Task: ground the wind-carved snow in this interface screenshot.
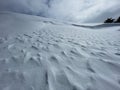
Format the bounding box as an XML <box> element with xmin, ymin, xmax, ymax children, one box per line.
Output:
<box><xmin>0</xmin><ymin>12</ymin><xmax>120</xmax><ymax>90</ymax></box>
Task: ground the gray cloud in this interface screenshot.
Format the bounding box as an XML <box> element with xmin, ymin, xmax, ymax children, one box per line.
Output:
<box><xmin>0</xmin><ymin>0</ymin><xmax>119</xmax><ymax>22</ymax></box>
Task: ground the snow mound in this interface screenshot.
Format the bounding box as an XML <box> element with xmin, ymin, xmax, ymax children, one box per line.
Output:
<box><xmin>0</xmin><ymin>12</ymin><xmax>120</xmax><ymax>90</ymax></box>
<box><xmin>71</xmin><ymin>23</ymin><xmax>120</xmax><ymax>29</ymax></box>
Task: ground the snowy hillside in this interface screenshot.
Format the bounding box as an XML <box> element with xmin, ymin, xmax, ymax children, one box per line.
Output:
<box><xmin>0</xmin><ymin>12</ymin><xmax>120</xmax><ymax>90</ymax></box>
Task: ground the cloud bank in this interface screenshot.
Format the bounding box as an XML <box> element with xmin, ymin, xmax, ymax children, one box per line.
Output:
<box><xmin>0</xmin><ymin>0</ymin><xmax>120</xmax><ymax>22</ymax></box>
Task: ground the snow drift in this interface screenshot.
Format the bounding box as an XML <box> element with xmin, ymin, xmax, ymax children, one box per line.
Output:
<box><xmin>0</xmin><ymin>11</ymin><xmax>120</xmax><ymax>90</ymax></box>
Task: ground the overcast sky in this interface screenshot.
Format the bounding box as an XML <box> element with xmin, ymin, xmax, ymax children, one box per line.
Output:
<box><xmin>0</xmin><ymin>0</ymin><xmax>120</xmax><ymax>23</ymax></box>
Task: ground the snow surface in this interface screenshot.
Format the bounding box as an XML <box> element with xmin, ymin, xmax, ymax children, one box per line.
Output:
<box><xmin>0</xmin><ymin>11</ymin><xmax>120</xmax><ymax>90</ymax></box>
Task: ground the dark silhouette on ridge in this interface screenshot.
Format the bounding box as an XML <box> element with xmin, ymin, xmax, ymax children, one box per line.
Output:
<box><xmin>114</xmin><ymin>17</ymin><xmax>120</xmax><ymax>23</ymax></box>
<box><xmin>104</xmin><ymin>16</ymin><xmax>120</xmax><ymax>23</ymax></box>
<box><xmin>104</xmin><ymin>18</ymin><xmax>114</xmax><ymax>23</ymax></box>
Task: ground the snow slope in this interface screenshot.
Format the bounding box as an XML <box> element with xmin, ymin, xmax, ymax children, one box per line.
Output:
<box><xmin>0</xmin><ymin>12</ymin><xmax>120</xmax><ymax>90</ymax></box>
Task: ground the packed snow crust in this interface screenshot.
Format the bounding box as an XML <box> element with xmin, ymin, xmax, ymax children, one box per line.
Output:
<box><xmin>0</xmin><ymin>12</ymin><xmax>120</xmax><ymax>90</ymax></box>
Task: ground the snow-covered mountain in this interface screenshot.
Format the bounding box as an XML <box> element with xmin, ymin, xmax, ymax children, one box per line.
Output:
<box><xmin>0</xmin><ymin>11</ymin><xmax>120</xmax><ymax>90</ymax></box>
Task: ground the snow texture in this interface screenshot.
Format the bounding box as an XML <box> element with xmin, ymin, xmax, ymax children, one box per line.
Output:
<box><xmin>0</xmin><ymin>11</ymin><xmax>120</xmax><ymax>90</ymax></box>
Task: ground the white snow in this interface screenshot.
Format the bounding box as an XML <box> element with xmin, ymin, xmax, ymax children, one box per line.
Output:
<box><xmin>0</xmin><ymin>11</ymin><xmax>120</xmax><ymax>90</ymax></box>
